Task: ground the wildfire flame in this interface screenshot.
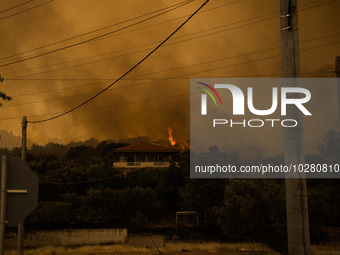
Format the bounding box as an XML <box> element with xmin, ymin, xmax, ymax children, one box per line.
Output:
<box><xmin>179</xmin><ymin>140</ymin><xmax>190</xmax><ymax>151</ymax></box>
<box><xmin>168</xmin><ymin>127</ymin><xmax>176</xmax><ymax>146</ymax></box>
<box><xmin>168</xmin><ymin>127</ymin><xmax>190</xmax><ymax>150</ymax></box>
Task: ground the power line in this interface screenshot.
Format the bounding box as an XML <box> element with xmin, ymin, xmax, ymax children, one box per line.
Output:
<box><xmin>0</xmin><ymin>46</ymin><xmax>288</xmax><ymax>102</ymax></box>
<box><xmin>6</xmin><ymin>10</ymin><xmax>278</xmax><ymax>78</ymax></box>
<box><xmin>7</xmin><ymin>32</ymin><xmax>337</xmax><ymax>83</ymax></box>
<box><xmin>0</xmin><ymin>15</ymin><xmax>294</xmax><ymax>78</ymax></box>
<box><xmin>0</xmin><ymin>0</ymin><xmax>329</xmax><ymax>67</ymax></box>
<box><xmin>129</xmin><ymin>35</ymin><xmax>340</xmax><ymax>79</ymax></box>
<box><xmin>301</xmin><ymin>68</ymin><xmax>335</xmax><ymax>75</ymax></box>
<box><xmin>0</xmin><ymin>9</ymin><xmax>336</xmax><ymax>124</ymax></box>
<box><xmin>5</xmin><ymin>1</ymin><xmax>277</xmax><ymax>77</ymax></box>
<box><xmin>3</xmin><ymin>1</ymin><xmax>240</xmax><ymax>76</ymax></box>
<box><xmin>1</xmin><ymin>2</ymin><xmax>245</xmax><ymax>81</ymax></box>
<box><xmin>0</xmin><ymin>0</ymin><xmax>195</xmax><ymax>68</ymax></box>
<box><xmin>85</xmin><ymin>0</ymin><xmax>334</xmax><ymax>46</ymax></box>
<box><xmin>6</xmin><ymin>43</ymin><xmax>283</xmax><ymax>99</ymax></box>
<box><xmin>298</xmin><ymin>0</ymin><xmax>337</xmax><ymax>11</ymax></box>
<box><xmin>1</xmin><ymin>40</ymin><xmax>336</xmax><ymax>117</ymax></box>
<box><xmin>3</xmin><ymin>38</ymin><xmax>338</xmax><ymax>106</ymax></box>
<box><xmin>0</xmin><ymin>1</ymin><xmax>336</xmax><ymax>110</ymax></box>
<box><xmin>27</xmin><ymin>0</ymin><xmax>211</xmax><ymax>124</ymax></box>
<box><xmin>0</xmin><ymin>67</ymin><xmax>337</xmax><ymax>122</ymax></box>
<box><xmin>0</xmin><ymin>0</ymin><xmax>240</xmax><ymax>67</ymax></box>
<box><xmin>0</xmin><ymin>63</ymin><xmax>336</xmax><ymax>122</ymax></box>
<box><xmin>0</xmin><ymin>0</ymin><xmax>56</xmax><ymax>22</ymax></box>
<box><xmin>0</xmin><ymin>0</ymin><xmax>194</xmax><ymax>63</ymax></box>
<box><xmin>65</xmin><ymin>0</ymin><xmax>242</xmax><ymax>54</ymax></box>
<box><xmin>6</xmin><ymin>0</ymin><xmax>338</xmax><ymax>79</ymax></box>
<box><xmin>0</xmin><ymin>0</ymin><xmax>35</xmax><ymax>15</ymax></box>
<box><xmin>0</xmin><ymin>92</ymin><xmax>191</xmax><ymax>121</ymax></box>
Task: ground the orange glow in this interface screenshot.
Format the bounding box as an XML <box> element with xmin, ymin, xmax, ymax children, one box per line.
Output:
<box><xmin>179</xmin><ymin>140</ymin><xmax>190</xmax><ymax>150</ymax></box>
<box><xmin>168</xmin><ymin>127</ymin><xmax>176</xmax><ymax>146</ymax></box>
<box><xmin>168</xmin><ymin>127</ymin><xmax>190</xmax><ymax>150</ymax></box>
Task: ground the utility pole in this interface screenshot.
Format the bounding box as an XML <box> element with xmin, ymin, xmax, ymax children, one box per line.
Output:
<box><xmin>17</xmin><ymin>116</ymin><xmax>27</xmax><ymax>255</ymax></box>
<box><xmin>0</xmin><ymin>156</ymin><xmax>7</xmax><ymax>255</ymax></box>
<box><xmin>336</xmin><ymin>57</ymin><xmax>340</xmax><ymax>121</ymax></box>
<box><xmin>280</xmin><ymin>0</ymin><xmax>311</xmax><ymax>255</ymax></box>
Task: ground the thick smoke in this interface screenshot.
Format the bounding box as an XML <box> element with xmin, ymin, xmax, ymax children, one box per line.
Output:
<box><xmin>0</xmin><ymin>0</ymin><xmax>338</xmax><ymax>154</ymax></box>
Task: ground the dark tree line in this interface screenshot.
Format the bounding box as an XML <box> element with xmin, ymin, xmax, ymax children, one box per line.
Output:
<box><xmin>2</xmin><ymin>131</ymin><xmax>339</xmax><ymax>250</ymax></box>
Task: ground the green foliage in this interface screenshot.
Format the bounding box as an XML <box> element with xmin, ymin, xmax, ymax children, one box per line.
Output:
<box><xmin>26</xmin><ymin>201</ymin><xmax>73</xmax><ymax>228</ymax></box>
<box><xmin>307</xmin><ymin>179</ymin><xmax>340</xmax><ymax>243</ymax></box>
<box><xmin>14</xmin><ymin>131</ymin><xmax>340</xmax><ymax>248</ymax></box>
<box><xmin>179</xmin><ymin>179</ymin><xmax>226</xmax><ymax>212</ymax></box>
<box><xmin>65</xmin><ymin>145</ymin><xmax>95</xmax><ymax>165</ymax></box>
<box><xmin>211</xmin><ymin>179</ymin><xmax>287</xmax><ymax>250</ymax></box>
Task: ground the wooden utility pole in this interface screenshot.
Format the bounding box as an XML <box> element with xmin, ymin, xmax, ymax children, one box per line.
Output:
<box><xmin>17</xmin><ymin>116</ymin><xmax>27</xmax><ymax>255</ymax></box>
<box><xmin>336</xmin><ymin>57</ymin><xmax>340</xmax><ymax>121</ymax></box>
<box><xmin>280</xmin><ymin>0</ymin><xmax>311</xmax><ymax>255</ymax></box>
<box><xmin>336</xmin><ymin>56</ymin><xmax>340</xmax><ymax>75</ymax></box>
<box><xmin>0</xmin><ymin>156</ymin><xmax>7</xmax><ymax>255</ymax></box>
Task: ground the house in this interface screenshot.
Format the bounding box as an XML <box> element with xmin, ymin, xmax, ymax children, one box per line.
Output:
<box><xmin>113</xmin><ymin>142</ymin><xmax>180</xmax><ymax>168</ymax></box>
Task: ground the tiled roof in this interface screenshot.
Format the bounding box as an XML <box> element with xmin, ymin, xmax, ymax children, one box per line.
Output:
<box><xmin>114</xmin><ymin>142</ymin><xmax>180</xmax><ymax>152</ymax></box>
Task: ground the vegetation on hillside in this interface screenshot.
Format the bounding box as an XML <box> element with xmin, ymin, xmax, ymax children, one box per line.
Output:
<box><xmin>1</xmin><ymin>130</ymin><xmax>340</xmax><ymax>251</ymax></box>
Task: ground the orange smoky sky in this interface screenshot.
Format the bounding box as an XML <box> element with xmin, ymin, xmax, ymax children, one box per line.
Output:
<box><xmin>0</xmin><ymin>0</ymin><xmax>339</xmax><ymax>150</ymax></box>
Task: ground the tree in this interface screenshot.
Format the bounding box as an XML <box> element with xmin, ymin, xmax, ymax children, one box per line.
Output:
<box><xmin>318</xmin><ymin>130</ymin><xmax>340</xmax><ymax>163</ymax></box>
<box><xmin>0</xmin><ymin>75</ymin><xmax>12</xmax><ymax>107</ymax></box>
<box><xmin>65</xmin><ymin>145</ymin><xmax>95</xmax><ymax>164</ymax></box>
<box><xmin>211</xmin><ymin>179</ymin><xmax>287</xmax><ymax>250</ymax></box>
<box><xmin>179</xmin><ymin>179</ymin><xmax>226</xmax><ymax>213</ymax></box>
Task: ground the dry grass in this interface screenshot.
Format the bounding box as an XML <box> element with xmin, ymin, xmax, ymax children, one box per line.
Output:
<box><xmin>311</xmin><ymin>244</ymin><xmax>340</xmax><ymax>250</ymax></box>
<box><xmin>4</xmin><ymin>242</ymin><xmax>281</xmax><ymax>255</ymax></box>
<box><xmin>5</xmin><ymin>242</ymin><xmax>340</xmax><ymax>255</ymax></box>
<box><xmin>5</xmin><ymin>244</ymin><xmax>154</xmax><ymax>255</ymax></box>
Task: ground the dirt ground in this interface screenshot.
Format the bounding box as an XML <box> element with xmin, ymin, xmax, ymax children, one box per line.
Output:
<box><xmin>4</xmin><ymin>242</ymin><xmax>340</xmax><ymax>255</ymax></box>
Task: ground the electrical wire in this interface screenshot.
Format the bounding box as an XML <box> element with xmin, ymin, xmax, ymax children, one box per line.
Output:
<box><xmin>0</xmin><ymin>15</ymin><xmax>289</xmax><ymax>78</ymax></box>
<box><xmin>0</xmin><ymin>64</ymin><xmax>331</xmax><ymax>123</ymax></box>
<box><xmin>0</xmin><ymin>66</ymin><xmax>336</xmax><ymax>122</ymax></box>
<box><xmin>0</xmin><ymin>0</ymin><xmax>330</xmax><ymax>66</ymax></box>
<box><xmin>0</xmin><ymin>0</ymin><xmax>194</xmax><ymax>63</ymax></box>
<box><xmin>5</xmin><ymin>10</ymin><xmax>278</xmax><ymax>78</ymax></box>
<box><xmin>3</xmin><ymin>45</ymin><xmax>282</xmax><ymax>107</ymax></box>
<box><xmin>1</xmin><ymin>0</ymin><xmax>334</xmax><ymax>115</ymax></box>
<box><xmin>2</xmin><ymin>39</ymin><xmax>338</xmax><ymax>109</ymax></box>
<box><xmin>130</xmin><ymin>35</ymin><xmax>340</xmax><ymax>79</ymax></box>
<box><xmin>0</xmin><ymin>0</ymin><xmax>240</xmax><ymax>67</ymax></box>
<box><xmin>2</xmin><ymin>0</ymin><xmax>243</xmax><ymax>77</ymax></box>
<box><xmin>0</xmin><ymin>0</ymin><xmax>195</xmax><ymax>68</ymax></box>
<box><xmin>0</xmin><ymin>46</ymin><xmax>284</xmax><ymax>108</ymax></box>
<box><xmin>5</xmin><ymin>0</ymin><xmax>338</xmax><ymax>79</ymax></box>
<box><xmin>301</xmin><ymin>68</ymin><xmax>335</xmax><ymax>75</ymax></box>
<box><xmin>26</xmin><ymin>0</ymin><xmax>210</xmax><ymax>124</ymax></box>
<box><xmin>0</xmin><ymin>60</ymin><xmax>334</xmax><ymax>121</ymax></box>
<box><xmin>0</xmin><ymin>0</ymin><xmax>56</xmax><ymax>22</ymax></box>
<box><xmin>0</xmin><ymin>0</ymin><xmax>35</xmax><ymax>15</ymax></box>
